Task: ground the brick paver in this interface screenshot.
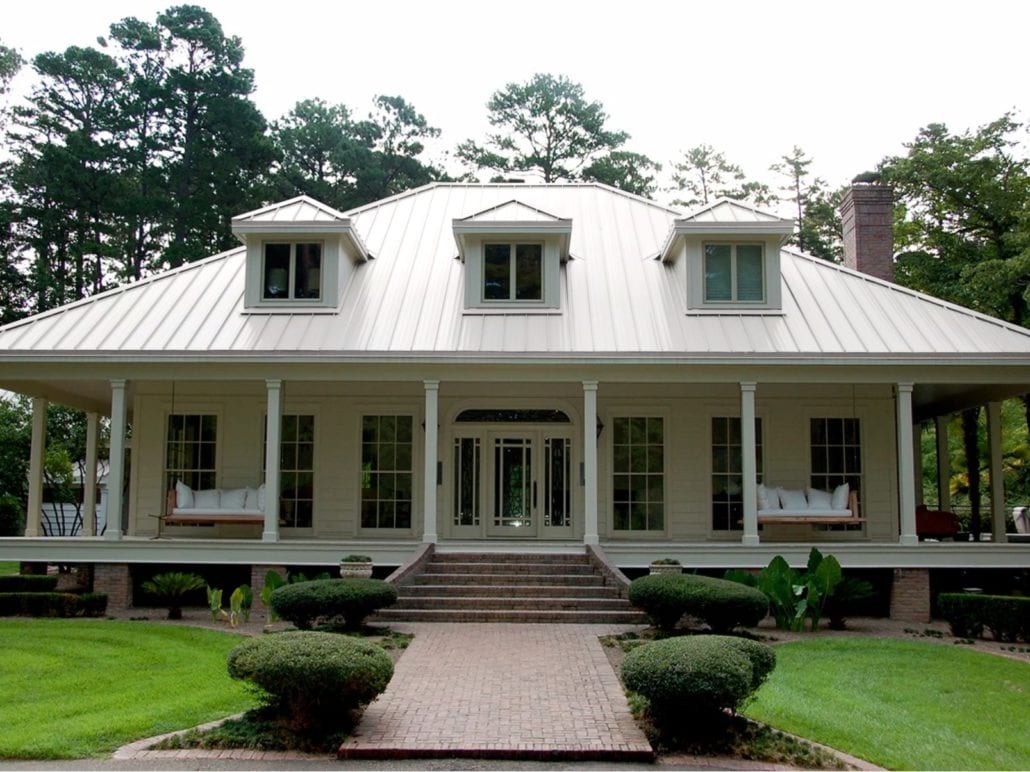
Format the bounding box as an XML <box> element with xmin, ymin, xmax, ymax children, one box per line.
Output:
<box><xmin>339</xmin><ymin>623</ymin><xmax>653</xmax><ymax>761</ymax></box>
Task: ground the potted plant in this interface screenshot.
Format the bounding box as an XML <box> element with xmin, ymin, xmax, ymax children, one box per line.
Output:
<box><xmin>649</xmin><ymin>558</ymin><xmax>682</xmax><ymax>576</ymax></box>
<box><xmin>141</xmin><ymin>572</ymin><xmax>206</xmax><ymax>620</ymax></box>
<box><xmin>339</xmin><ymin>555</ymin><xmax>373</xmax><ymax>579</ymax></box>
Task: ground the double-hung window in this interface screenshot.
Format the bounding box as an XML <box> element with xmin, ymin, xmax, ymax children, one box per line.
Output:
<box><xmin>165</xmin><ymin>414</ymin><xmax>217</xmax><ymax>492</ymax></box>
<box><xmin>262</xmin><ymin>242</ymin><xmax>322</xmax><ymax>301</ymax></box>
<box><xmin>704</xmin><ymin>243</ymin><xmax>764</xmax><ymax>303</ymax></box>
<box><xmin>612</xmin><ymin>416</ymin><xmax>665</xmax><ymax>532</ymax></box>
<box><xmin>483</xmin><ymin>243</ymin><xmax>543</xmax><ymax>302</ymax></box>
<box><xmin>810</xmin><ymin>418</ymin><xmax>861</xmax><ymax>494</ymax></box>
<box><xmin>711</xmin><ymin>416</ymin><xmax>763</xmax><ymax>531</ymax></box>
<box><xmin>361</xmin><ymin>415</ymin><xmax>414</xmax><ymax>529</ymax></box>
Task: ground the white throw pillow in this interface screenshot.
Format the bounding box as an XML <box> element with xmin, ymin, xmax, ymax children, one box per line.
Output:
<box><xmin>778</xmin><ymin>488</ymin><xmax>808</xmax><ymax>510</ymax></box>
<box><xmin>175</xmin><ymin>480</ymin><xmax>194</xmax><ymax>509</ymax></box>
<box><xmin>807</xmin><ymin>487</ymin><xmax>833</xmax><ymax>509</ymax></box>
<box><xmin>831</xmin><ymin>482</ymin><xmax>850</xmax><ymax>510</ymax></box>
<box><xmin>221</xmin><ymin>488</ymin><xmax>247</xmax><ymax>510</ymax></box>
<box><xmin>257</xmin><ymin>484</ymin><xmax>266</xmax><ymax>511</ymax></box>
<box><xmin>244</xmin><ymin>487</ymin><xmax>260</xmax><ymax>511</ymax></box>
<box><xmin>757</xmin><ymin>483</ymin><xmax>779</xmax><ymax>511</ymax></box>
<box><xmin>194</xmin><ymin>489</ymin><xmax>220</xmax><ymax>509</ymax></box>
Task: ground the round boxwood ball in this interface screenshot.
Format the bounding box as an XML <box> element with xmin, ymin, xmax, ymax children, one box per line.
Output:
<box><xmin>621</xmin><ymin>634</ymin><xmax>776</xmax><ymax>716</ymax></box>
<box><xmin>227</xmin><ymin>631</ymin><xmax>393</xmax><ymax>730</ymax></box>
<box><xmin>269</xmin><ymin>578</ymin><xmax>397</xmax><ymax>630</ymax></box>
<box><xmin>628</xmin><ymin>573</ymin><xmax>768</xmax><ymax>633</ymax></box>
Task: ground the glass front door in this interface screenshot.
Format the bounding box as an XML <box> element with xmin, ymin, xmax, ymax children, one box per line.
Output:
<box><xmin>489</xmin><ymin>434</ymin><xmax>534</xmax><ymax>535</ymax></box>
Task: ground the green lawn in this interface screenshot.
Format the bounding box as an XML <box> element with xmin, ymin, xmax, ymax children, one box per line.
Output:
<box><xmin>0</xmin><ymin>561</ymin><xmax>19</xmax><ymax>576</ymax></box>
<box><xmin>0</xmin><ymin>619</ymin><xmax>253</xmax><ymax>759</ymax></box>
<box><xmin>745</xmin><ymin>638</ymin><xmax>1030</xmax><ymax>770</ymax></box>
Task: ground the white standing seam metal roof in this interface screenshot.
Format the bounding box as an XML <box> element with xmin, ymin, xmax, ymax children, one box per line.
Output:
<box><xmin>1</xmin><ymin>182</ymin><xmax>1030</xmax><ymax>361</ymax></box>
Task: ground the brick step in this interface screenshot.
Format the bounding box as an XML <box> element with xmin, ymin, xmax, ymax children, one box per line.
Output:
<box><xmin>376</xmin><ymin>608</ymin><xmax>648</xmax><ymax>624</ymax></box>
<box><xmin>413</xmin><ymin>572</ymin><xmax>607</xmax><ymax>587</ymax></box>
<box><xmin>423</xmin><ymin>561</ymin><xmax>596</xmax><ymax>575</ymax></box>
<box><xmin>400</xmin><ymin>583</ymin><xmax>622</xmax><ymax>598</ymax></box>
<box><xmin>394</xmin><ymin>596</ymin><xmax>633</xmax><ymax>611</ymax></box>
<box><xmin>431</xmin><ymin>552</ymin><xmax>588</xmax><ymax>564</ymax></box>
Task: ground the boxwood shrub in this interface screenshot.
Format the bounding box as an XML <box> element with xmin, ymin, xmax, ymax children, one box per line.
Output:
<box><xmin>0</xmin><ymin>575</ymin><xmax>58</xmax><ymax>592</ymax></box>
<box><xmin>227</xmin><ymin>631</ymin><xmax>393</xmax><ymax>731</ymax></box>
<box><xmin>0</xmin><ymin>591</ymin><xmax>107</xmax><ymax>617</ymax></box>
<box><xmin>621</xmin><ymin>634</ymin><xmax>776</xmax><ymax>718</ymax></box>
<box><xmin>938</xmin><ymin>593</ymin><xmax>1030</xmax><ymax>642</ymax></box>
<box><xmin>269</xmin><ymin>578</ymin><xmax>397</xmax><ymax>630</ymax></box>
<box><xmin>628</xmin><ymin>573</ymin><xmax>768</xmax><ymax>632</ymax></box>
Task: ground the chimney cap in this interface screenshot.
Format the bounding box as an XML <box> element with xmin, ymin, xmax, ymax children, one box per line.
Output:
<box><xmin>851</xmin><ymin>171</ymin><xmax>882</xmax><ymax>184</ymax></box>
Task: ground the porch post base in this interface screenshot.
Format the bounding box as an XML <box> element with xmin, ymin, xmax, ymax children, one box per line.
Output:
<box><xmin>422</xmin><ymin>533</ymin><xmax>438</xmax><ymax>545</ymax></box>
<box><xmin>262</xmin><ymin>531</ymin><xmax>279</xmax><ymax>543</ymax></box>
<box><xmin>741</xmin><ymin>534</ymin><xmax>760</xmax><ymax>546</ymax></box>
<box><xmin>104</xmin><ymin>529</ymin><xmax>122</xmax><ymax>541</ymax></box>
<box><xmin>583</xmin><ymin>533</ymin><xmax>599</xmax><ymax>546</ymax></box>
<box><xmin>898</xmin><ymin>534</ymin><xmax>919</xmax><ymax>546</ymax></box>
<box><xmin>94</xmin><ymin>563</ymin><xmax>132</xmax><ymax>610</ymax></box>
<box><xmin>890</xmin><ymin>568</ymin><xmax>931</xmax><ymax>622</ymax></box>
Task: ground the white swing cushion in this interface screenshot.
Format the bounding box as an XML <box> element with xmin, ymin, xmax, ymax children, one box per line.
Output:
<box><xmin>778</xmin><ymin>488</ymin><xmax>808</xmax><ymax>510</ymax></box>
<box><xmin>175</xmin><ymin>480</ymin><xmax>194</xmax><ymax>509</ymax></box>
<box><xmin>831</xmin><ymin>482</ymin><xmax>850</xmax><ymax>510</ymax></box>
<box><xmin>757</xmin><ymin>483</ymin><xmax>779</xmax><ymax>511</ymax></box>
<box><xmin>807</xmin><ymin>487</ymin><xmax>833</xmax><ymax>509</ymax></box>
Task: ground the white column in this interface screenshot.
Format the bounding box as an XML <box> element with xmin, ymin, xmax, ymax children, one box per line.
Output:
<box><xmin>987</xmin><ymin>401</ymin><xmax>1007</xmax><ymax>543</ymax></box>
<box><xmin>740</xmin><ymin>382</ymin><xmax>759</xmax><ymax>546</ymax></box>
<box><xmin>105</xmin><ymin>381</ymin><xmax>128</xmax><ymax>541</ymax></box>
<box><xmin>25</xmin><ymin>397</ymin><xmax>48</xmax><ymax>537</ymax></box>
<box><xmin>583</xmin><ymin>381</ymin><xmax>599</xmax><ymax>545</ymax></box>
<box><xmin>83</xmin><ymin>412</ymin><xmax>99</xmax><ymax>536</ymax></box>
<box><xmin>422</xmin><ymin>380</ymin><xmax>439</xmax><ymax>544</ymax></box>
<box><xmin>263</xmin><ymin>380</ymin><xmax>282</xmax><ymax>543</ymax></box>
<box><xmin>935</xmin><ymin>415</ymin><xmax>951</xmax><ymax>512</ymax></box>
<box><xmin>896</xmin><ymin>383</ymin><xmax>918</xmax><ymax>545</ymax></box>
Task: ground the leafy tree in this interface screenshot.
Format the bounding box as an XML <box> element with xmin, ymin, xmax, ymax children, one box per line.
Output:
<box><xmin>354</xmin><ymin>95</ymin><xmax>444</xmax><ymax>203</ymax></box>
<box><xmin>457</xmin><ymin>73</ymin><xmax>655</xmax><ymax>194</ymax></box>
<box><xmin>671</xmin><ymin>144</ymin><xmax>775</xmax><ymax>209</ymax></box>
<box><xmin>771</xmin><ymin>145</ymin><xmax>829</xmax><ymax>256</ymax></box>
<box><xmin>0</xmin><ymin>39</ymin><xmax>23</xmax><ymax>133</ymax></box>
<box><xmin>0</xmin><ymin>397</ymin><xmax>31</xmax><ymax>503</ymax></box>
<box><xmin>581</xmin><ymin>150</ymin><xmax>661</xmax><ymax>197</ymax></box>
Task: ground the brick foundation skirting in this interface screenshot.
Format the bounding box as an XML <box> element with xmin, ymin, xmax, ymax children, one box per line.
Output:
<box><xmin>94</xmin><ymin>563</ymin><xmax>133</xmax><ymax>609</ymax></box>
<box><xmin>890</xmin><ymin>567</ymin><xmax>931</xmax><ymax>622</ymax></box>
<box><xmin>250</xmin><ymin>564</ymin><xmax>288</xmax><ymax>608</ymax></box>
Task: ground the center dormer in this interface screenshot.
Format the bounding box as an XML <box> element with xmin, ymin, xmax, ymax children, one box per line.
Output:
<box><xmin>232</xmin><ymin>195</ymin><xmax>369</xmax><ymax>312</ymax></box>
<box><xmin>453</xmin><ymin>200</ymin><xmax>571</xmax><ymax>312</ymax></box>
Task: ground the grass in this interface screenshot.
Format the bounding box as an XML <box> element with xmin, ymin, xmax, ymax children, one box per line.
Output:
<box><xmin>745</xmin><ymin>638</ymin><xmax>1030</xmax><ymax>770</ymax></box>
<box><xmin>0</xmin><ymin>561</ymin><xmax>20</xmax><ymax>576</ymax></box>
<box><xmin>0</xmin><ymin>619</ymin><xmax>253</xmax><ymax>759</ymax></box>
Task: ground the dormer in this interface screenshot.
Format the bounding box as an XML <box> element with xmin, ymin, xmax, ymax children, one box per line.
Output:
<box><xmin>660</xmin><ymin>199</ymin><xmax>793</xmax><ymax>312</ymax></box>
<box><xmin>453</xmin><ymin>200</ymin><xmax>571</xmax><ymax>311</ymax></box>
<box><xmin>232</xmin><ymin>195</ymin><xmax>369</xmax><ymax>311</ymax></box>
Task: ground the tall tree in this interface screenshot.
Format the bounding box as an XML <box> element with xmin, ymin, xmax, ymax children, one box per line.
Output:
<box><xmin>771</xmin><ymin>145</ymin><xmax>825</xmax><ymax>255</ymax></box>
<box><xmin>457</xmin><ymin>73</ymin><xmax>656</xmax><ymax>194</ymax></box>
<box><xmin>354</xmin><ymin>95</ymin><xmax>443</xmax><ymax>203</ymax></box>
<box><xmin>581</xmin><ymin>150</ymin><xmax>661</xmax><ymax>197</ymax></box>
<box><xmin>671</xmin><ymin>144</ymin><xmax>775</xmax><ymax>209</ymax></box>
<box><xmin>0</xmin><ymin>41</ymin><xmax>27</xmax><ymax>322</ymax></box>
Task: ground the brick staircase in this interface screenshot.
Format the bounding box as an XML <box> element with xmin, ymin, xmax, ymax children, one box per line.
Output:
<box><xmin>378</xmin><ymin>551</ymin><xmax>645</xmax><ymax>624</ymax></box>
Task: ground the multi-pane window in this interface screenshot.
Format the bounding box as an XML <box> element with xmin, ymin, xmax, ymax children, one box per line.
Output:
<box><xmin>483</xmin><ymin>243</ymin><xmax>543</xmax><ymax>301</ymax></box>
<box><xmin>810</xmin><ymin>418</ymin><xmax>861</xmax><ymax>494</ymax></box>
<box><xmin>712</xmin><ymin>417</ymin><xmax>764</xmax><ymax>531</ymax></box>
<box><xmin>361</xmin><ymin>415</ymin><xmax>414</xmax><ymax>529</ymax></box>
<box><xmin>165</xmin><ymin>414</ymin><xmax>217</xmax><ymax>491</ymax></box>
<box><xmin>262</xmin><ymin>242</ymin><xmax>322</xmax><ymax>300</ymax></box>
<box><xmin>262</xmin><ymin>415</ymin><xmax>315</xmax><ymax>528</ymax></box>
<box><xmin>453</xmin><ymin>437</ymin><xmax>480</xmax><ymax>527</ymax></box>
<box><xmin>544</xmin><ymin>437</ymin><xmax>571</xmax><ymax>528</ymax></box>
<box><xmin>612</xmin><ymin>417</ymin><xmax>664</xmax><ymax>531</ymax></box>
<box><xmin>704</xmin><ymin>243</ymin><xmax>764</xmax><ymax>302</ymax></box>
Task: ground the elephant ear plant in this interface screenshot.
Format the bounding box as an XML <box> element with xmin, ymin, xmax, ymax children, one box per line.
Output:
<box><xmin>726</xmin><ymin>548</ymin><xmax>842</xmax><ymax>632</ymax></box>
<box><xmin>803</xmin><ymin>548</ymin><xmax>842</xmax><ymax>631</ymax></box>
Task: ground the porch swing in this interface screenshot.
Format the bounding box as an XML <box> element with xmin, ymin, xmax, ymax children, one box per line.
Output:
<box><xmin>157</xmin><ymin>381</ymin><xmax>266</xmax><ymax>530</ymax></box>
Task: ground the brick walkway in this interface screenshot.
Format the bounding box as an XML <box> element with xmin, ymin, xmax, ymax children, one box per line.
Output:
<box><xmin>339</xmin><ymin>623</ymin><xmax>653</xmax><ymax>761</ymax></box>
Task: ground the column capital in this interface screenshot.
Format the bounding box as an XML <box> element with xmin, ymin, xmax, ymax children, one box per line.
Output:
<box><xmin>423</xmin><ymin>379</ymin><xmax>440</xmax><ymax>390</ymax></box>
<box><xmin>110</xmin><ymin>379</ymin><xmax>127</xmax><ymax>390</ymax></box>
<box><xmin>582</xmin><ymin>380</ymin><xmax>599</xmax><ymax>392</ymax></box>
<box><xmin>265</xmin><ymin>379</ymin><xmax>282</xmax><ymax>390</ymax></box>
<box><xmin>896</xmin><ymin>382</ymin><xmax>914</xmax><ymax>394</ymax></box>
<box><xmin>739</xmin><ymin>381</ymin><xmax>757</xmax><ymax>393</ymax></box>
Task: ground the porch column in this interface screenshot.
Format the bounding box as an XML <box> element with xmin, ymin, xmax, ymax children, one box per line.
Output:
<box><xmin>422</xmin><ymin>380</ymin><xmax>439</xmax><ymax>544</ymax></box>
<box><xmin>740</xmin><ymin>382</ymin><xmax>759</xmax><ymax>546</ymax></box>
<box><xmin>263</xmin><ymin>380</ymin><xmax>282</xmax><ymax>543</ymax></box>
<box><xmin>987</xmin><ymin>401</ymin><xmax>1007</xmax><ymax>543</ymax></box>
<box><xmin>935</xmin><ymin>414</ymin><xmax>951</xmax><ymax>512</ymax></box>
<box><xmin>83</xmin><ymin>412</ymin><xmax>99</xmax><ymax>536</ymax></box>
<box><xmin>896</xmin><ymin>383</ymin><xmax>918</xmax><ymax>545</ymax></box>
<box><xmin>583</xmin><ymin>381</ymin><xmax>599</xmax><ymax>545</ymax></box>
<box><xmin>24</xmin><ymin>397</ymin><xmax>48</xmax><ymax>537</ymax></box>
<box><xmin>105</xmin><ymin>380</ymin><xmax>128</xmax><ymax>541</ymax></box>
<box><xmin>913</xmin><ymin>422</ymin><xmax>924</xmax><ymax>506</ymax></box>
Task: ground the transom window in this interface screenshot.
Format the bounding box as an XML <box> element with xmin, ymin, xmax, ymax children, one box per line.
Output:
<box><xmin>711</xmin><ymin>416</ymin><xmax>764</xmax><ymax>531</ymax></box>
<box><xmin>483</xmin><ymin>243</ymin><xmax>543</xmax><ymax>302</ymax></box>
<box><xmin>263</xmin><ymin>242</ymin><xmax>322</xmax><ymax>300</ymax></box>
<box><xmin>612</xmin><ymin>416</ymin><xmax>664</xmax><ymax>531</ymax></box>
<box><xmin>361</xmin><ymin>415</ymin><xmax>414</xmax><ymax>529</ymax></box>
<box><xmin>263</xmin><ymin>415</ymin><xmax>314</xmax><ymax>528</ymax></box>
<box><xmin>704</xmin><ymin>243</ymin><xmax>764</xmax><ymax>303</ymax></box>
<box><xmin>165</xmin><ymin>414</ymin><xmax>217</xmax><ymax>492</ymax></box>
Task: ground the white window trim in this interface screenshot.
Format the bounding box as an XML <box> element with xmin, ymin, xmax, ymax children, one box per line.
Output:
<box><xmin>261</xmin><ymin>241</ymin><xmax>325</xmax><ymax>303</ymax></box>
<box><xmin>703</xmin><ymin>241</ymin><xmax>766</xmax><ymax>304</ymax></box>
<box><xmin>481</xmin><ymin>242</ymin><xmax>544</xmax><ymax>304</ymax></box>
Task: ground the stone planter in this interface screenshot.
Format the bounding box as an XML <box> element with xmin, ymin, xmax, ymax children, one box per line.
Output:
<box><xmin>339</xmin><ymin>562</ymin><xmax>373</xmax><ymax>579</ymax></box>
<box><xmin>649</xmin><ymin>563</ymin><xmax>682</xmax><ymax>576</ymax></box>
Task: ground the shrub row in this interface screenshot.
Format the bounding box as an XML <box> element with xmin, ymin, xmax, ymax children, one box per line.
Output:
<box><xmin>0</xmin><ymin>591</ymin><xmax>108</xmax><ymax>617</ymax></box>
<box><xmin>270</xmin><ymin>578</ymin><xmax>397</xmax><ymax>630</ymax></box>
<box><xmin>628</xmin><ymin>573</ymin><xmax>768</xmax><ymax>632</ymax></box>
<box><xmin>938</xmin><ymin>593</ymin><xmax>1030</xmax><ymax>642</ymax></box>
<box><xmin>622</xmin><ymin>635</ymin><xmax>776</xmax><ymax>718</ymax></box>
<box><xmin>0</xmin><ymin>574</ymin><xmax>58</xmax><ymax>593</ymax></box>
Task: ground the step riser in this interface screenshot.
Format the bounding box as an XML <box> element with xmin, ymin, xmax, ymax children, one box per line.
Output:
<box><xmin>431</xmin><ymin>553</ymin><xmax>588</xmax><ymax>564</ymax></box>
<box><xmin>414</xmin><ymin>573</ymin><xmax>607</xmax><ymax>586</ymax></box>
<box><xmin>400</xmin><ymin>584</ymin><xmax>622</xmax><ymax>598</ymax></box>
<box><xmin>396</xmin><ymin>597</ymin><xmax>633</xmax><ymax>611</ymax></box>
<box><xmin>377</xmin><ymin>610</ymin><xmax>647</xmax><ymax>624</ymax></box>
<box><xmin>424</xmin><ymin>562</ymin><xmax>596</xmax><ymax>575</ymax></box>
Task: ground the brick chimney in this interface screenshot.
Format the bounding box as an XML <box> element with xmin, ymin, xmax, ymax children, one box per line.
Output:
<box><xmin>840</xmin><ymin>182</ymin><xmax>894</xmax><ymax>282</ymax></box>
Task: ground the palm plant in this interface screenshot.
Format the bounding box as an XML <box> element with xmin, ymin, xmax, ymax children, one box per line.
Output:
<box><xmin>142</xmin><ymin>572</ymin><xmax>206</xmax><ymax>619</ymax></box>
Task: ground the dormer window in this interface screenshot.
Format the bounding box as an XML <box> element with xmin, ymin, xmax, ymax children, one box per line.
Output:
<box><xmin>703</xmin><ymin>243</ymin><xmax>764</xmax><ymax>303</ymax></box>
<box><xmin>263</xmin><ymin>242</ymin><xmax>323</xmax><ymax>301</ymax></box>
<box><xmin>484</xmin><ymin>243</ymin><xmax>543</xmax><ymax>302</ymax></box>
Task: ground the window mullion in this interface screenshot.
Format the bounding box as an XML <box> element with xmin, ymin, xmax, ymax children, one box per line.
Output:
<box><xmin>730</xmin><ymin>244</ymin><xmax>738</xmax><ymax>302</ymax></box>
<box><xmin>288</xmin><ymin>243</ymin><xmax>297</xmax><ymax>300</ymax></box>
<box><xmin>509</xmin><ymin>244</ymin><xmax>517</xmax><ymax>301</ymax></box>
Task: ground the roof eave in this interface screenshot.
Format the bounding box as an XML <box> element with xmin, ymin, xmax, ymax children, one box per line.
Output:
<box><xmin>452</xmin><ymin>220</ymin><xmax>574</xmax><ymax>261</ymax></box>
<box><xmin>660</xmin><ymin>221</ymin><xmax>795</xmax><ymax>262</ymax></box>
<box><xmin>231</xmin><ymin>221</ymin><xmax>369</xmax><ymax>262</ymax></box>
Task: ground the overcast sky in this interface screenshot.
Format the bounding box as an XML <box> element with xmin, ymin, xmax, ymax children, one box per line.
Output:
<box><xmin>4</xmin><ymin>0</ymin><xmax>1029</xmax><ymax>207</ymax></box>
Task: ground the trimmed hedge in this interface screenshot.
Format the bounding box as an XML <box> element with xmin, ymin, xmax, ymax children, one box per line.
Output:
<box><xmin>621</xmin><ymin>634</ymin><xmax>776</xmax><ymax>717</ymax></box>
<box><xmin>0</xmin><ymin>574</ymin><xmax>58</xmax><ymax>593</ymax></box>
<box><xmin>0</xmin><ymin>591</ymin><xmax>108</xmax><ymax>617</ymax></box>
<box><xmin>269</xmin><ymin>578</ymin><xmax>397</xmax><ymax>630</ymax></box>
<box><xmin>628</xmin><ymin>573</ymin><xmax>769</xmax><ymax>632</ymax></box>
<box><xmin>938</xmin><ymin>593</ymin><xmax>1030</xmax><ymax>642</ymax></box>
<box><xmin>227</xmin><ymin>631</ymin><xmax>393</xmax><ymax>731</ymax></box>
